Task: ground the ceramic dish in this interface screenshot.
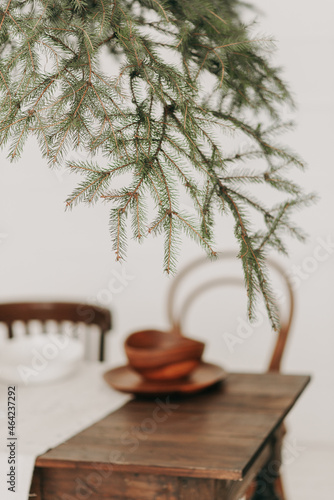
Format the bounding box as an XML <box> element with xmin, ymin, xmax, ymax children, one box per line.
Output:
<box><xmin>124</xmin><ymin>329</ymin><xmax>205</xmax><ymax>380</ymax></box>
<box><xmin>0</xmin><ymin>333</ymin><xmax>84</xmax><ymax>385</ymax></box>
<box><xmin>103</xmin><ymin>362</ymin><xmax>227</xmax><ymax>396</ymax></box>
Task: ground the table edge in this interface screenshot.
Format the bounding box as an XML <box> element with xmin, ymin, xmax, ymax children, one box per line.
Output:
<box><xmin>34</xmin><ymin>373</ymin><xmax>312</xmax><ymax>481</ymax></box>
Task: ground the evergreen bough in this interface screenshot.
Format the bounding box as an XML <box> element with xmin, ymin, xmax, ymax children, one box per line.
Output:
<box><xmin>0</xmin><ymin>0</ymin><xmax>314</xmax><ymax>330</ymax></box>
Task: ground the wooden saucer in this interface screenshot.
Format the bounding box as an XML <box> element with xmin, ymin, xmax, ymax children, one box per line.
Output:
<box><xmin>103</xmin><ymin>362</ymin><xmax>227</xmax><ymax>396</ymax></box>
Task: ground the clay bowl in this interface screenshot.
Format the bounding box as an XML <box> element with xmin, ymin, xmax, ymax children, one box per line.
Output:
<box><xmin>124</xmin><ymin>329</ymin><xmax>205</xmax><ymax>381</ymax></box>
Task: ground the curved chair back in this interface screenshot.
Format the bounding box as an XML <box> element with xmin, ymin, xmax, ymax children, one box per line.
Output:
<box><xmin>167</xmin><ymin>251</ymin><xmax>294</xmax><ymax>372</ymax></box>
<box><xmin>0</xmin><ymin>302</ymin><xmax>112</xmax><ymax>362</ymax></box>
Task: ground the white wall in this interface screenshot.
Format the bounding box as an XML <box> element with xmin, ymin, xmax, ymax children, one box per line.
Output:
<box><xmin>0</xmin><ymin>1</ymin><xmax>333</xmax><ymax>446</ymax></box>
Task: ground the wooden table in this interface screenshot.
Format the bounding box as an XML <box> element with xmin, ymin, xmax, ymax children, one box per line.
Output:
<box><xmin>30</xmin><ymin>372</ymin><xmax>310</xmax><ymax>500</ymax></box>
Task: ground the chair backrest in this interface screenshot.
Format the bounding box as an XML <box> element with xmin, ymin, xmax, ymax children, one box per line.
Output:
<box><xmin>167</xmin><ymin>251</ymin><xmax>295</xmax><ymax>372</ymax></box>
<box><xmin>0</xmin><ymin>302</ymin><xmax>112</xmax><ymax>362</ymax></box>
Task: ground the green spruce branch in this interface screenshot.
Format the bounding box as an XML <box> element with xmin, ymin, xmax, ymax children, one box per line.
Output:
<box><xmin>0</xmin><ymin>0</ymin><xmax>315</xmax><ymax>330</ymax></box>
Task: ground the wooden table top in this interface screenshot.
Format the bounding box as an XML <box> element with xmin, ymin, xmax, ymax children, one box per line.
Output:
<box><xmin>35</xmin><ymin>372</ymin><xmax>310</xmax><ymax>481</ymax></box>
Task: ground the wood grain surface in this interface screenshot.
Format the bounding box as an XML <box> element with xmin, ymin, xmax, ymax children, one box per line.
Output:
<box><xmin>34</xmin><ymin>372</ymin><xmax>310</xmax><ymax>486</ymax></box>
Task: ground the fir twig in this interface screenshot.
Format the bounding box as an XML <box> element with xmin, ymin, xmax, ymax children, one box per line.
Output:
<box><xmin>0</xmin><ymin>0</ymin><xmax>314</xmax><ymax>328</ymax></box>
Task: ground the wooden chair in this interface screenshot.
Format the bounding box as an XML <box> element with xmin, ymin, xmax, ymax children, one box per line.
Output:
<box><xmin>0</xmin><ymin>302</ymin><xmax>112</xmax><ymax>362</ymax></box>
<box><xmin>167</xmin><ymin>251</ymin><xmax>295</xmax><ymax>500</ymax></box>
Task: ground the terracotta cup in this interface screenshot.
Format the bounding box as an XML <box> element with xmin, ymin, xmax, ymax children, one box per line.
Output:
<box><xmin>124</xmin><ymin>329</ymin><xmax>205</xmax><ymax>381</ymax></box>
